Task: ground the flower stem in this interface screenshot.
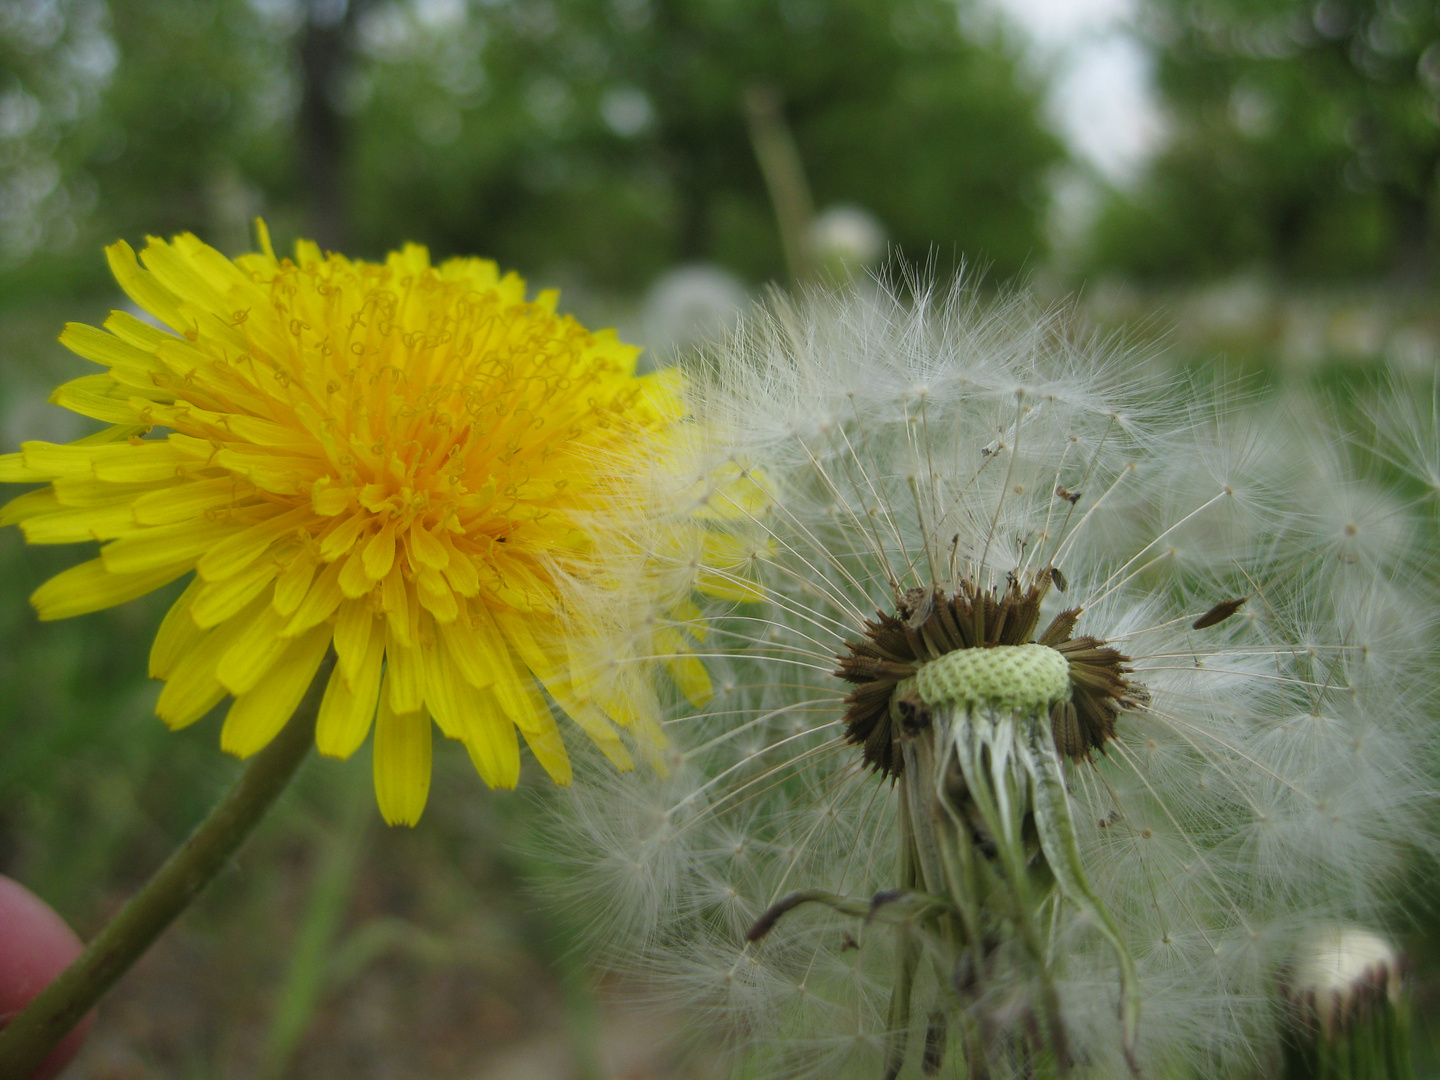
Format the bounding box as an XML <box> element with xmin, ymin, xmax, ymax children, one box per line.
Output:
<box><xmin>0</xmin><ymin>653</ymin><xmax>334</xmax><ymax>1080</ymax></box>
<box><xmin>743</xmin><ymin>84</ymin><xmax>815</xmax><ymax>284</ymax></box>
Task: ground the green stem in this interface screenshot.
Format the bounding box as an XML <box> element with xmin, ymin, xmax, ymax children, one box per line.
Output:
<box><xmin>743</xmin><ymin>84</ymin><xmax>816</xmax><ymax>284</ymax></box>
<box><xmin>0</xmin><ymin>653</ymin><xmax>333</xmax><ymax>1080</ymax></box>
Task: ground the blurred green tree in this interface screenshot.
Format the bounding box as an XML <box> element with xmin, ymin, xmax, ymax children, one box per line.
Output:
<box><xmin>1087</xmin><ymin>0</ymin><xmax>1440</xmax><ymax>283</ymax></box>
<box><xmin>345</xmin><ymin>0</ymin><xmax>1063</xmax><ymax>286</ymax></box>
<box><xmin>1</xmin><ymin>0</ymin><xmax>1062</xmax><ymax>296</ymax></box>
<box><xmin>0</xmin><ymin>0</ymin><xmax>301</xmax><ymax>295</ymax></box>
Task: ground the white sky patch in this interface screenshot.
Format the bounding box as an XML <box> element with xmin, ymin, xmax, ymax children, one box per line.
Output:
<box><xmin>985</xmin><ymin>0</ymin><xmax>1165</xmax><ymax>184</ymax></box>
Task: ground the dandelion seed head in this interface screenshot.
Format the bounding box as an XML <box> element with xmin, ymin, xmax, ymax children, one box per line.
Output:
<box><xmin>543</xmin><ymin>279</ymin><xmax>1435</xmax><ymax>1077</ymax></box>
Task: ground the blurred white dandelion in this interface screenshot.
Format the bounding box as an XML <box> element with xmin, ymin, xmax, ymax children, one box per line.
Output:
<box><xmin>641</xmin><ymin>264</ymin><xmax>749</xmax><ymax>358</ymax></box>
<box><xmin>808</xmin><ymin>204</ymin><xmax>887</xmax><ymax>279</ymax></box>
<box><xmin>545</xmin><ymin>279</ymin><xmax>1436</xmax><ymax>1078</ymax></box>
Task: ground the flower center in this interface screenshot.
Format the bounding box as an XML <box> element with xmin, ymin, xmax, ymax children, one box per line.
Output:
<box><xmin>835</xmin><ymin>575</ymin><xmax>1147</xmax><ymax>775</ymax></box>
<box><xmin>915</xmin><ymin>643</ymin><xmax>1072</xmax><ymax>713</ymax></box>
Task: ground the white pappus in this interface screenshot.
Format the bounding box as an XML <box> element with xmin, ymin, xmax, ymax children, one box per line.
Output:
<box><xmin>541</xmin><ymin>279</ymin><xmax>1437</xmax><ymax>1079</ymax></box>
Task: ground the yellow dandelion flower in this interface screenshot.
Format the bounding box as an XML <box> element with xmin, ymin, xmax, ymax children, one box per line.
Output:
<box><xmin>0</xmin><ymin>224</ymin><xmax>695</xmax><ymax>825</ymax></box>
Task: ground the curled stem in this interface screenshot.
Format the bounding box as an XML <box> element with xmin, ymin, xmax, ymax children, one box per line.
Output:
<box><xmin>0</xmin><ymin>652</ymin><xmax>334</xmax><ymax>1080</ymax></box>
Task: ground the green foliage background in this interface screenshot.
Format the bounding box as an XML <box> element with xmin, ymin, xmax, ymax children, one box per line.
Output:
<box><xmin>1086</xmin><ymin>0</ymin><xmax>1440</xmax><ymax>283</ymax></box>
<box><xmin>1</xmin><ymin>0</ymin><xmax>1061</xmax><ymax>294</ymax></box>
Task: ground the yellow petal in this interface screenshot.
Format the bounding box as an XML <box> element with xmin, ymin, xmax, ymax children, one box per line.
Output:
<box><xmin>467</xmin><ymin>610</ymin><xmax>567</xmax><ymax>772</ymax></box>
<box><xmin>222</xmin><ymin>414</ymin><xmax>317</xmax><ymax>451</ymax></box>
<box><xmin>92</xmin><ymin>439</ymin><xmax>203</xmax><ymax>483</ymax></box>
<box><xmin>155</xmin><ymin>592</ymin><xmax>268</xmax><ymax>727</ymax></box>
<box><xmin>0</xmin><ymin>488</ymin><xmax>60</xmax><ymax>526</ymax></box>
<box><xmin>59</xmin><ymin>321</ymin><xmax>168</xmax><ymax>379</ymax></box>
<box><xmin>337</xmin><ymin>548</ymin><xmax>371</xmax><ymax>599</ymax></box>
<box><xmin>102</xmin><ymin>309</ymin><xmax>177</xmax><ymax>353</ymax></box>
<box><xmin>486</xmin><ymin>552</ymin><xmax>558</xmax><ymax>612</ymax></box>
<box><xmin>671</xmin><ymin>598</ymin><xmax>708</xmax><ymax>642</ymax></box>
<box><xmin>515</xmin><ymin>707</ymin><xmax>571</xmax><ymax>785</ymax></box>
<box><xmin>219</xmin><ymin>622</ymin><xmax>332</xmax><ymax>758</ymax></box>
<box><xmin>316</xmin><ymin>626</ymin><xmax>384</xmax><ymax>758</ymax></box>
<box><xmin>106</xmin><ymin>240</ymin><xmax>187</xmax><ymax>330</ymax></box>
<box><xmin>665</xmin><ymin>653</ymin><xmax>713</xmax><ymax>708</ymax></box>
<box><xmin>414</xmin><ymin>568</ymin><xmax>458</xmax><ymax>623</ymax></box>
<box><xmin>20</xmin><ymin>502</ymin><xmax>139</xmax><ymax>544</ymax></box>
<box><xmin>101</xmin><ymin>517</ymin><xmax>234</xmax><ymax>576</ymax></box>
<box><xmin>195</xmin><ymin>505</ymin><xmax>310</xmax><ymax>582</ymax></box>
<box><xmin>216</xmin><ymin>602</ymin><xmax>289</xmax><ymax>695</ymax></box>
<box><xmin>695</xmin><ymin>459</ymin><xmax>773</xmax><ymax>520</ymax></box>
<box><xmin>654</xmin><ymin>626</ymin><xmax>713</xmax><ymax>708</ymax></box>
<box><xmin>318</xmin><ymin>512</ymin><xmax>370</xmax><ymax>561</ymax></box>
<box><xmin>385</xmin><ymin>623</ymin><xmax>424</xmax><ymax>715</ymax></box>
<box><xmin>49</xmin><ymin>374</ymin><xmax>152</xmax><ymax>424</ymax></box>
<box><xmin>0</xmin><ymin>452</ymin><xmax>46</xmax><ymax>482</ymax></box>
<box><xmin>51</xmin><ymin>477</ymin><xmax>165</xmax><ymax>508</ymax></box>
<box><xmin>32</xmin><ymin>557</ymin><xmax>190</xmax><ymax>621</ymax></box>
<box><xmin>698</xmin><ymin>532</ymin><xmax>767</xmax><ymax>601</ymax></box>
<box><xmin>138</xmin><ymin>234</ymin><xmax>240</xmax><ymax>317</ymax></box>
<box><xmin>381</xmin><ymin>572</ymin><xmax>412</xmax><ymax>647</ymax></box>
<box><xmin>373</xmin><ymin>689</ymin><xmax>432</xmax><ymax>826</ymax></box>
<box><xmin>151</xmin><ymin>334</ymin><xmax>205</xmax><ymax>379</ymax></box>
<box><xmin>362</xmin><ymin>518</ymin><xmax>397</xmax><ymax>580</ymax></box>
<box><xmin>2</xmin><ymin>425</ymin><xmax>146</xmax><ymax>479</ymax></box>
<box><xmin>254</xmin><ymin>217</ymin><xmax>275</xmax><ymax>259</ymax></box>
<box><xmin>156</xmin><ymin>673</ymin><xmax>227</xmax><ymax>731</ymax></box>
<box><xmin>131</xmin><ymin>477</ymin><xmax>249</xmax><ymax>526</ymax></box>
<box><xmin>436</xmin><ymin>616</ymin><xmax>494</xmax><ymax>690</ymax></box>
<box><xmin>417</xmin><ymin>627</ymin><xmax>469</xmax><ymax>744</ymax></box>
<box><xmin>191</xmin><ymin>561</ymin><xmax>279</xmax><ymax>628</ymax></box>
<box><xmin>16</xmin><ymin>439</ymin><xmax>178</xmax><ymax>481</ymax></box>
<box><xmin>272</xmin><ymin>547</ymin><xmax>318</xmax><ymax>617</ymax></box>
<box><xmin>150</xmin><ymin>575</ymin><xmax>203</xmax><ymax>679</ymax></box>
<box><xmin>438</xmin><ymin>537</ymin><xmax>479</xmax><ymax>596</ymax></box>
<box><xmin>532</xmin><ymin>669</ymin><xmax>633</xmax><ymax>771</ymax></box>
<box><xmin>282</xmin><ymin>558</ymin><xmax>345</xmax><ymax>635</ymax></box>
<box><xmin>465</xmin><ymin>688</ymin><xmax>522</xmax><ymax>790</ymax></box>
<box><xmin>331</xmin><ymin>599</ymin><xmax>374</xmax><ymax>686</ymax></box>
<box><xmin>311</xmin><ymin>480</ymin><xmax>351</xmax><ymax>517</ymax></box>
<box><xmin>211</xmin><ymin>449</ymin><xmax>323</xmax><ymax>496</ymax></box>
<box><xmin>491</xmin><ymin>609</ymin><xmax>558</xmax><ymax>684</ymax></box>
<box><xmin>408</xmin><ymin>523</ymin><xmax>448</xmax><ymax>570</ymax></box>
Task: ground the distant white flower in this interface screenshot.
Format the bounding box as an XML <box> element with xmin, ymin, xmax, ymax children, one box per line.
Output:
<box><xmin>546</xmin><ymin>280</ymin><xmax>1435</xmax><ymax>1078</ymax></box>
<box><xmin>641</xmin><ymin>265</ymin><xmax>748</xmax><ymax>357</ymax></box>
<box><xmin>808</xmin><ymin>204</ymin><xmax>887</xmax><ymax>278</ymax></box>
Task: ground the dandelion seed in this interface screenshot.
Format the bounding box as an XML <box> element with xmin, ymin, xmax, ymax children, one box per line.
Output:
<box><xmin>547</xmin><ymin>280</ymin><xmax>1435</xmax><ymax>1077</ymax></box>
<box><xmin>0</xmin><ymin>225</ymin><xmax>703</xmax><ymax>825</ymax></box>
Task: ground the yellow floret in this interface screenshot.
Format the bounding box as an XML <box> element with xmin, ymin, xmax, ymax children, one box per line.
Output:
<box><xmin>0</xmin><ymin>223</ymin><xmax>714</xmax><ymax>825</ymax></box>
